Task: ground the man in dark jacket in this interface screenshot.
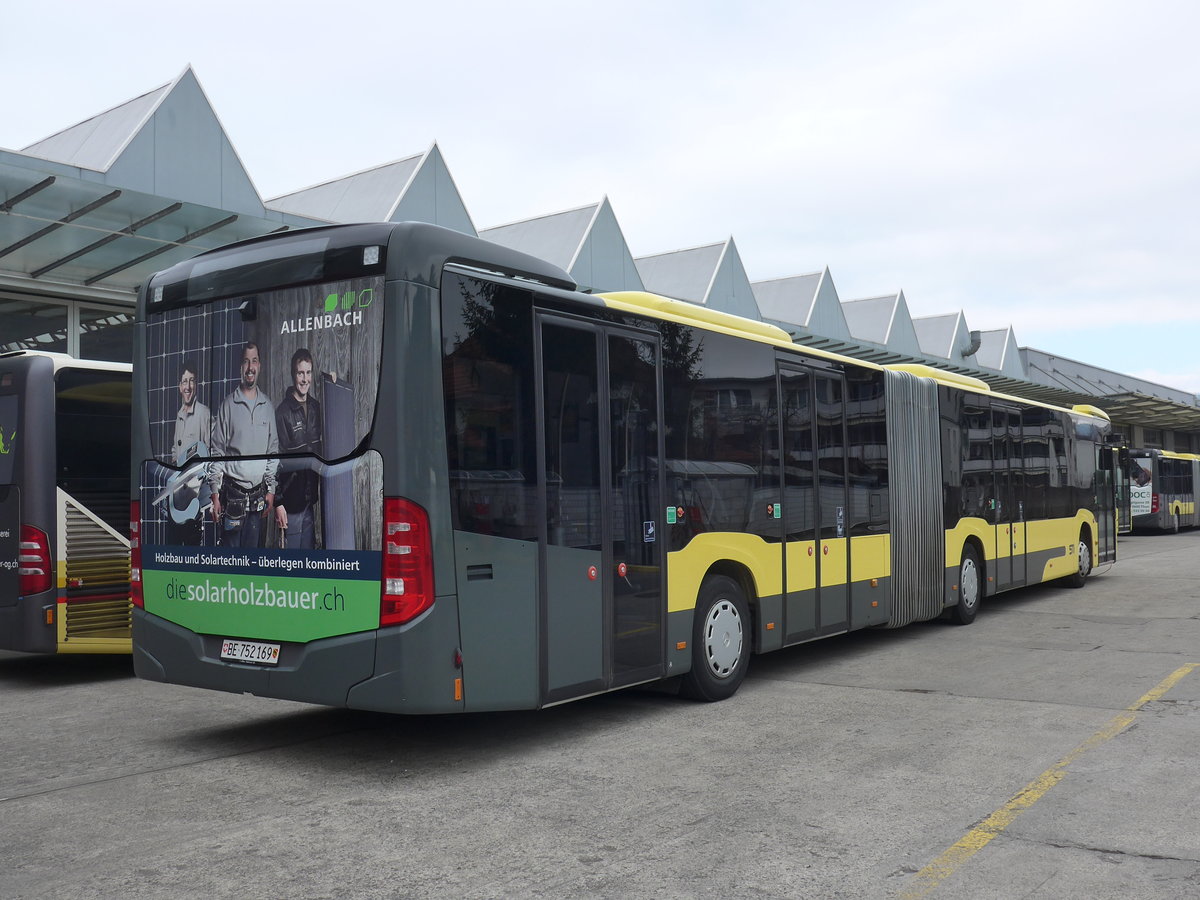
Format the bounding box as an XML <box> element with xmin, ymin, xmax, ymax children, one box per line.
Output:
<box><xmin>274</xmin><ymin>348</ymin><xmax>322</xmax><ymax>549</ymax></box>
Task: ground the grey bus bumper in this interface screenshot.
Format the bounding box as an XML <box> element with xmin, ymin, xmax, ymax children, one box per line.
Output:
<box><xmin>132</xmin><ymin>607</ymin><xmax>465</xmax><ymax>714</ymax></box>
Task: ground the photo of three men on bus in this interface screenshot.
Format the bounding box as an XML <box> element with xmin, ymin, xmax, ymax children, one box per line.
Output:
<box><xmin>164</xmin><ymin>342</ymin><xmax>324</xmax><ymax>550</ymax></box>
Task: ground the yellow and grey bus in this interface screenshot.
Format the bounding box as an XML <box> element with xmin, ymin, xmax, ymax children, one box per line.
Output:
<box><xmin>0</xmin><ymin>351</ymin><xmax>132</xmax><ymax>654</ymax></box>
<box><xmin>1127</xmin><ymin>449</ymin><xmax>1199</xmax><ymax>531</ymax></box>
<box><xmin>131</xmin><ymin>223</ymin><xmax>1118</xmax><ymax>711</ymax></box>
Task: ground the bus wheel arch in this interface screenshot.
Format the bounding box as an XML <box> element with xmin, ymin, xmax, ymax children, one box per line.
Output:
<box><xmin>680</xmin><ymin>571</ymin><xmax>752</xmax><ymax>702</ymax></box>
<box><xmin>948</xmin><ymin>540</ymin><xmax>984</xmax><ymax>625</ymax></box>
<box><xmin>1065</xmin><ymin>524</ymin><xmax>1092</xmax><ymax>588</ymax></box>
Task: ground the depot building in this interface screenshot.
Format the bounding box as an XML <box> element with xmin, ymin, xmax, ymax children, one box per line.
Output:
<box><xmin>2</xmin><ymin>66</ymin><xmax>1198</xmax><ymax>448</ymax></box>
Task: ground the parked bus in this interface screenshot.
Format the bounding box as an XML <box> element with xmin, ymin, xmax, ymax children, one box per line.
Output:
<box><xmin>1127</xmin><ymin>448</ymin><xmax>1199</xmax><ymax>531</ymax></box>
<box><xmin>0</xmin><ymin>351</ymin><xmax>132</xmax><ymax>653</ymax></box>
<box><xmin>131</xmin><ymin>223</ymin><xmax>1118</xmax><ymax>712</ymax></box>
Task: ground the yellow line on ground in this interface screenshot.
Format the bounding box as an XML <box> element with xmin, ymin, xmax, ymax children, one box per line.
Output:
<box><xmin>899</xmin><ymin>662</ymin><xmax>1199</xmax><ymax>899</ymax></box>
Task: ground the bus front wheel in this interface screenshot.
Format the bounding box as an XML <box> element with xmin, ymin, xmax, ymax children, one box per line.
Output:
<box><xmin>1065</xmin><ymin>532</ymin><xmax>1091</xmax><ymax>588</ymax></box>
<box><xmin>948</xmin><ymin>545</ymin><xmax>982</xmax><ymax>625</ymax></box>
<box><xmin>680</xmin><ymin>575</ymin><xmax>750</xmax><ymax>702</ymax></box>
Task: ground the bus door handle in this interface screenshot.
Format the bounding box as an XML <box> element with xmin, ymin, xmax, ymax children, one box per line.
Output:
<box><xmin>466</xmin><ymin>564</ymin><xmax>493</xmax><ymax>581</ymax></box>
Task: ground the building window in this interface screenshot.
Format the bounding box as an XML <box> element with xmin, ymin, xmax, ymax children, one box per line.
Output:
<box><xmin>1142</xmin><ymin>427</ymin><xmax>1163</xmax><ymax>448</ymax></box>
<box><xmin>0</xmin><ymin>297</ymin><xmax>69</xmax><ymax>354</ymax></box>
<box><xmin>79</xmin><ymin>306</ymin><xmax>135</xmax><ymax>362</ymax></box>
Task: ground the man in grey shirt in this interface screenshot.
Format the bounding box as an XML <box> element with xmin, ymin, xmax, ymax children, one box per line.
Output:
<box><xmin>209</xmin><ymin>342</ymin><xmax>279</xmax><ymax>548</ymax></box>
<box><xmin>167</xmin><ymin>359</ymin><xmax>211</xmax><ymax>545</ymax></box>
<box><xmin>172</xmin><ymin>359</ymin><xmax>210</xmax><ymax>465</ymax></box>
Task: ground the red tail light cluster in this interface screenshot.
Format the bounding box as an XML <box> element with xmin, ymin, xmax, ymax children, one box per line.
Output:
<box><xmin>1150</xmin><ymin>493</ymin><xmax>1160</xmax><ymax>515</ymax></box>
<box><xmin>18</xmin><ymin>524</ymin><xmax>52</xmax><ymax>596</ymax></box>
<box><xmin>381</xmin><ymin>497</ymin><xmax>434</xmax><ymax>626</ymax></box>
<box><xmin>129</xmin><ymin>501</ymin><xmax>144</xmax><ymax>608</ymax></box>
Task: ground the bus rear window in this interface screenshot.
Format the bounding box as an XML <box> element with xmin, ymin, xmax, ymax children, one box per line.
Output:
<box><xmin>143</xmin><ymin>275</ymin><xmax>385</xmax><ymax>467</ymax></box>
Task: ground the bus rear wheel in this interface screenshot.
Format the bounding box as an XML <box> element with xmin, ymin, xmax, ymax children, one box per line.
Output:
<box><xmin>1065</xmin><ymin>532</ymin><xmax>1091</xmax><ymax>588</ymax></box>
<box><xmin>680</xmin><ymin>575</ymin><xmax>750</xmax><ymax>702</ymax></box>
<box><xmin>948</xmin><ymin>545</ymin><xmax>981</xmax><ymax>625</ymax></box>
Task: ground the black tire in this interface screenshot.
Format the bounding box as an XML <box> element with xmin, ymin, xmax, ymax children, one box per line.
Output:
<box><xmin>680</xmin><ymin>575</ymin><xmax>751</xmax><ymax>702</ymax></box>
<box><xmin>1064</xmin><ymin>531</ymin><xmax>1091</xmax><ymax>588</ymax></box>
<box><xmin>948</xmin><ymin>544</ymin><xmax>982</xmax><ymax>625</ymax></box>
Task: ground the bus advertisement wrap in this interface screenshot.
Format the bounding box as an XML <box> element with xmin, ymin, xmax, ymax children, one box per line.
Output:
<box><xmin>140</xmin><ymin>545</ymin><xmax>381</xmax><ymax>642</ymax></box>
<box><xmin>140</xmin><ymin>276</ymin><xmax>384</xmax><ymax>641</ymax></box>
<box><xmin>1129</xmin><ymin>458</ymin><xmax>1152</xmax><ymax>517</ymax></box>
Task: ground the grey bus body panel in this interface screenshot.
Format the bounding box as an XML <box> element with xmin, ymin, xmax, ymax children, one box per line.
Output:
<box><xmin>851</xmin><ymin>575</ymin><xmax>891</xmax><ymax>628</ymax></box>
<box><xmin>666</xmin><ymin>609</ymin><xmax>692</xmax><ymax>675</ymax></box>
<box><xmin>453</xmin><ymin>531</ymin><xmax>539</xmax><ymax>711</ymax></box>
<box><xmin>0</xmin><ymin>592</ymin><xmax>55</xmax><ymax>653</ymax></box>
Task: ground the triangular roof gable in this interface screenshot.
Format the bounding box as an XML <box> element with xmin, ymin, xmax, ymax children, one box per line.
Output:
<box><xmin>565</xmin><ymin>197</ymin><xmax>643</xmax><ymax>293</ymax></box>
<box><xmin>976</xmin><ymin>327</ymin><xmax>1026</xmax><ymax>378</ymax></box>
<box><xmin>635</xmin><ymin>242</ymin><xmax>724</xmax><ymax>304</ymax></box>
<box><xmin>267</xmin><ymin>155</ymin><xmax>423</xmax><ymax>223</ymax></box>
<box><xmin>25</xmin><ymin>67</ymin><xmax>266</xmax><ymax>218</ymax></box>
<box><xmin>266</xmin><ymin>144</ymin><xmax>476</xmax><ymax>235</ymax></box>
<box><xmin>23</xmin><ymin>84</ymin><xmax>171</xmax><ymax>172</ymax></box>
<box><xmin>914</xmin><ymin>311</ymin><xmax>982</xmax><ymax>366</ymax></box>
<box><xmin>387</xmin><ymin>143</ymin><xmax>476</xmax><ymax>236</ymax></box>
<box><xmin>752</xmin><ymin>267</ymin><xmax>851</xmax><ymax>341</ymax></box>
<box><xmin>842</xmin><ymin>291</ymin><xmax>922</xmax><ymax>355</ymax></box>
<box><xmin>704</xmin><ymin>239</ymin><xmax>761</xmax><ymax>320</ymax></box>
<box><xmin>636</xmin><ymin>238</ymin><xmax>760</xmax><ymax>320</ymax></box>
<box><xmin>480</xmin><ymin>202</ymin><xmax>599</xmax><ymax>271</ymax></box>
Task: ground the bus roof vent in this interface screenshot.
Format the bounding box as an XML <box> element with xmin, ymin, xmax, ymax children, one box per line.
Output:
<box><xmin>598</xmin><ymin>291</ymin><xmax>794</xmax><ymax>344</ymax></box>
<box><xmin>884</xmin><ymin>363</ymin><xmax>990</xmax><ymax>392</ymax></box>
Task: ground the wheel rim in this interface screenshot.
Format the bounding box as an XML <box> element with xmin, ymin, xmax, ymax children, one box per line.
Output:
<box><xmin>703</xmin><ymin>599</ymin><xmax>743</xmax><ymax>679</ymax></box>
<box><xmin>961</xmin><ymin>558</ymin><xmax>980</xmax><ymax>610</ymax></box>
<box><xmin>1077</xmin><ymin>540</ymin><xmax>1091</xmax><ymax>577</ymax></box>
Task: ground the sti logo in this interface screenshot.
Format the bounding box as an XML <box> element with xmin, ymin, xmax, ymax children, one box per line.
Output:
<box><xmin>323</xmin><ymin>289</ymin><xmax>374</xmax><ymax>313</ymax></box>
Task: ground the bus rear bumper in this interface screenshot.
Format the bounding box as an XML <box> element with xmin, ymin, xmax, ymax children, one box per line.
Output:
<box><xmin>133</xmin><ymin>608</ymin><xmax>375</xmax><ymax>707</ymax></box>
<box><xmin>0</xmin><ymin>592</ymin><xmax>56</xmax><ymax>654</ymax></box>
<box><xmin>132</xmin><ymin>607</ymin><xmax>466</xmax><ymax>713</ymax></box>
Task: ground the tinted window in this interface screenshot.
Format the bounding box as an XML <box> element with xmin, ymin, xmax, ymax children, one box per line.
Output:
<box><xmin>662</xmin><ymin>329</ymin><xmax>777</xmax><ymax>548</ymax></box>
<box><xmin>56</xmin><ymin>369</ymin><xmax>131</xmax><ymax>534</ymax></box>
<box><xmin>441</xmin><ymin>273</ymin><xmax>539</xmax><ymax>541</ymax></box>
<box><xmin>845</xmin><ymin>368</ymin><xmax>888</xmax><ymax>535</ymax></box>
<box><xmin>961</xmin><ymin>403</ymin><xmax>991</xmax><ymax>520</ymax></box>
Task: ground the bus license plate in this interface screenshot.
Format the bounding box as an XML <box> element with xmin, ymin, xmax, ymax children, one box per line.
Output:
<box><xmin>220</xmin><ymin>638</ymin><xmax>281</xmax><ymax>666</ymax></box>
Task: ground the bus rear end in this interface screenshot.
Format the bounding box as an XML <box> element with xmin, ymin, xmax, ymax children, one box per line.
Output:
<box><xmin>131</xmin><ymin>224</ymin><xmax>462</xmax><ymax>711</ymax></box>
<box><xmin>0</xmin><ymin>352</ymin><xmax>132</xmax><ymax>654</ymax></box>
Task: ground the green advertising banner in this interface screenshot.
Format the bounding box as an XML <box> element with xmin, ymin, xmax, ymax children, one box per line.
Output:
<box><xmin>143</xmin><ymin>547</ymin><xmax>381</xmax><ymax>643</ymax></box>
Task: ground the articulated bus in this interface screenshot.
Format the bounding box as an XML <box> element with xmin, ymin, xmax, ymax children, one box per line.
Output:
<box><xmin>131</xmin><ymin>223</ymin><xmax>1119</xmax><ymax>712</ymax></box>
<box><xmin>0</xmin><ymin>351</ymin><xmax>132</xmax><ymax>654</ymax></box>
<box><xmin>1127</xmin><ymin>449</ymin><xmax>1199</xmax><ymax>531</ymax></box>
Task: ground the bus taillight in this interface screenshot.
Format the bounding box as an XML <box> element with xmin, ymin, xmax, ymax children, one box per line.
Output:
<box><xmin>381</xmin><ymin>497</ymin><xmax>434</xmax><ymax>626</ymax></box>
<box><xmin>1150</xmin><ymin>493</ymin><xmax>1160</xmax><ymax>515</ymax></box>
<box><xmin>130</xmin><ymin>501</ymin><xmax>143</xmax><ymax>609</ymax></box>
<box><xmin>18</xmin><ymin>524</ymin><xmax>52</xmax><ymax>596</ymax></box>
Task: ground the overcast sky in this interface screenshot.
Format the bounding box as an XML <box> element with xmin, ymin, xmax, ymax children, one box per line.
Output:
<box><xmin>4</xmin><ymin>1</ymin><xmax>1198</xmax><ymax>394</ymax></box>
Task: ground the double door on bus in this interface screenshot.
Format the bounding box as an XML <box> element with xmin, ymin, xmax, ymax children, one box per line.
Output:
<box><xmin>779</xmin><ymin>364</ymin><xmax>850</xmax><ymax>643</ymax></box>
<box><xmin>537</xmin><ymin>315</ymin><xmax>664</xmax><ymax>705</ymax></box>
<box><xmin>992</xmin><ymin>404</ymin><xmax>1026</xmax><ymax>590</ymax></box>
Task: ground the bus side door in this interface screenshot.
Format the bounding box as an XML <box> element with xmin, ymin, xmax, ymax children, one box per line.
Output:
<box><xmin>780</xmin><ymin>364</ymin><xmax>849</xmax><ymax>641</ymax></box>
<box><xmin>536</xmin><ymin>316</ymin><xmax>665</xmax><ymax>706</ymax></box>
